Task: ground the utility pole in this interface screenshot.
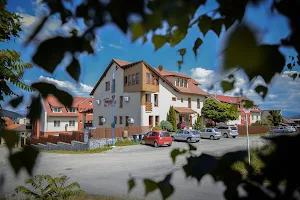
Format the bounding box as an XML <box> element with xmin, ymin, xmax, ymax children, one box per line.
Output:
<box><xmin>111</xmin><ymin>70</ymin><xmax>116</xmax><ymax>147</ymax></box>
<box><xmin>245</xmin><ymin>110</ymin><xmax>251</xmax><ymax>166</ymax></box>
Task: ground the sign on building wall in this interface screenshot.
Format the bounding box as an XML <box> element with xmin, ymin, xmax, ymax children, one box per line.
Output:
<box><xmin>104</xmin><ymin>98</ymin><xmax>117</xmax><ymax>107</ymax></box>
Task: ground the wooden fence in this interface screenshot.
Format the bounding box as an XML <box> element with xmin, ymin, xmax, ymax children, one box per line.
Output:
<box><xmin>91</xmin><ymin>126</ymin><xmax>151</xmax><ymax>139</ymax></box>
<box><xmin>30</xmin><ymin>131</ymin><xmax>85</xmax><ymax>145</ymax></box>
<box><xmin>237</xmin><ymin>125</ymin><xmax>269</xmax><ymax>135</ymax></box>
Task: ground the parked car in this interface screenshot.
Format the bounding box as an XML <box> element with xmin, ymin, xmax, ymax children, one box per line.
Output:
<box><xmin>272</xmin><ymin>126</ymin><xmax>294</xmax><ymax>134</ymax></box>
<box><xmin>217</xmin><ymin>126</ymin><xmax>239</xmax><ymax>138</ymax></box>
<box><xmin>141</xmin><ymin>130</ymin><xmax>172</xmax><ymax>147</ymax></box>
<box><xmin>177</xmin><ymin>122</ymin><xmax>186</xmax><ymax>129</ymax></box>
<box><xmin>287</xmin><ymin>126</ymin><xmax>297</xmax><ymax>132</ymax></box>
<box><xmin>172</xmin><ymin>129</ymin><xmax>200</xmax><ymax>143</ymax></box>
<box><xmin>199</xmin><ymin>128</ymin><xmax>222</xmax><ymax>140</ymax></box>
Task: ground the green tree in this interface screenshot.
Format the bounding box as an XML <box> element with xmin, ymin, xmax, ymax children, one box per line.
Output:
<box><xmin>167</xmin><ymin>106</ymin><xmax>176</xmax><ymax>131</ymax></box>
<box><xmin>267</xmin><ymin>110</ymin><xmax>283</xmax><ymax>126</ymax></box>
<box><xmin>252</xmin><ymin>118</ymin><xmax>273</xmax><ymax>126</ymax></box>
<box><xmin>193</xmin><ymin>114</ymin><xmax>202</xmax><ymax>130</ymax></box>
<box><xmin>202</xmin><ymin>98</ymin><xmax>238</xmax><ymax>123</ymax></box>
<box><xmin>15</xmin><ymin>174</ymin><xmax>85</xmax><ymax>200</ymax></box>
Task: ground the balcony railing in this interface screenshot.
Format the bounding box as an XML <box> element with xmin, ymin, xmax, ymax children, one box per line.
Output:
<box><xmin>145</xmin><ymin>102</ymin><xmax>152</xmax><ymax>112</ymax></box>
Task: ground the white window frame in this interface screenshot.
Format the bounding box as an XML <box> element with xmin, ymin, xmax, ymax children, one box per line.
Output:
<box><xmin>69</xmin><ymin>120</ymin><xmax>75</xmax><ymax>126</ymax></box>
<box><xmin>54</xmin><ymin>120</ymin><xmax>60</xmax><ymax>127</ymax></box>
<box><xmin>52</xmin><ymin>107</ymin><xmax>62</xmax><ymax>113</ymax></box>
<box><xmin>67</xmin><ymin>107</ymin><xmax>77</xmax><ymax>113</ymax></box>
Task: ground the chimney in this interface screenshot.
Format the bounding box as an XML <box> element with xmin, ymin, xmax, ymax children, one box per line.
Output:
<box><xmin>158</xmin><ymin>65</ymin><xmax>163</xmax><ymax>72</ymax></box>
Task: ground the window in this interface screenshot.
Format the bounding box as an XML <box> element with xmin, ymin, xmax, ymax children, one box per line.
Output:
<box><xmin>88</xmin><ymin>120</ymin><xmax>93</xmax><ymax>123</ymax></box>
<box><xmin>154</xmin><ymin>94</ymin><xmax>158</xmax><ymax>107</ymax></box>
<box><xmin>54</xmin><ymin>120</ymin><xmax>60</xmax><ymax>127</ymax></box>
<box><xmin>146</xmin><ymin>72</ymin><xmax>150</xmax><ymax>84</ymax></box>
<box><xmin>128</xmin><ymin>75</ymin><xmax>132</xmax><ymax>86</ymax></box>
<box><xmin>256</xmin><ymin>115</ymin><xmax>258</xmax><ymax>120</ymax></box>
<box><xmin>99</xmin><ymin>116</ymin><xmax>103</xmax><ymax>125</ymax></box>
<box><xmin>152</xmin><ymin>75</ymin><xmax>155</xmax><ymax>85</ymax></box>
<box><xmin>181</xmin><ymin>98</ymin><xmax>183</xmax><ymax>103</ymax></box>
<box><xmin>69</xmin><ymin>120</ymin><xmax>75</xmax><ymax>126</ymax></box>
<box><xmin>175</xmin><ymin>78</ymin><xmax>180</xmax><ymax>86</ymax></box>
<box><xmin>119</xmin><ymin>116</ymin><xmax>123</xmax><ymax>124</ymax></box>
<box><xmin>120</xmin><ymin>96</ymin><xmax>123</xmax><ymax>108</ymax></box>
<box><xmin>105</xmin><ymin>81</ymin><xmax>110</xmax><ymax>91</ymax></box>
<box><xmin>124</xmin><ymin>76</ymin><xmax>128</xmax><ymax>86</ymax></box>
<box><xmin>114</xmin><ymin>116</ymin><xmax>117</xmax><ymax>124</ymax></box>
<box><xmin>207</xmin><ymin>129</ymin><xmax>212</xmax><ymax>132</ymax></box>
<box><xmin>155</xmin><ymin>116</ymin><xmax>159</xmax><ymax>126</ymax></box>
<box><xmin>252</xmin><ymin>115</ymin><xmax>254</xmax><ymax>120</ymax></box>
<box><xmin>184</xmin><ymin>79</ymin><xmax>187</xmax><ymax>87</ymax></box>
<box><xmin>136</xmin><ymin>73</ymin><xmax>140</xmax><ymax>84</ymax></box>
<box><xmin>132</xmin><ymin>73</ymin><xmax>136</xmax><ymax>85</ymax></box>
<box><xmin>89</xmin><ymin>101</ymin><xmax>92</xmax><ymax>105</ymax></box>
<box><xmin>52</xmin><ymin>107</ymin><xmax>62</xmax><ymax>112</ymax></box>
<box><xmin>155</xmin><ymin>79</ymin><xmax>159</xmax><ymax>86</ymax></box>
<box><xmin>197</xmin><ymin>99</ymin><xmax>200</xmax><ymax>109</ymax></box>
<box><xmin>125</xmin><ymin>116</ymin><xmax>129</xmax><ymax>126</ymax></box>
<box><xmin>172</xmin><ymin>97</ymin><xmax>176</xmax><ymax>101</ymax></box>
<box><xmin>188</xmin><ymin>98</ymin><xmax>191</xmax><ymax>108</ymax></box>
<box><xmin>160</xmin><ymin>132</ymin><xmax>170</xmax><ymax>137</ymax></box>
<box><xmin>80</xmin><ymin>120</ymin><xmax>82</xmax><ymax>123</ymax></box>
<box><xmin>67</xmin><ymin>107</ymin><xmax>77</xmax><ymax>113</ymax></box>
<box><xmin>180</xmin><ymin>79</ymin><xmax>183</xmax><ymax>87</ymax></box>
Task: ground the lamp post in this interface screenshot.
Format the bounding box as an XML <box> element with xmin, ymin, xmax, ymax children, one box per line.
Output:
<box><xmin>244</xmin><ymin>109</ymin><xmax>251</xmax><ymax>166</ymax></box>
<box><xmin>111</xmin><ymin>71</ymin><xmax>116</xmax><ymax>147</ymax></box>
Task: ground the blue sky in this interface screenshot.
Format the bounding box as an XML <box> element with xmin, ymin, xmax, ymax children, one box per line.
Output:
<box><xmin>2</xmin><ymin>0</ymin><xmax>300</xmax><ymax>117</ymax></box>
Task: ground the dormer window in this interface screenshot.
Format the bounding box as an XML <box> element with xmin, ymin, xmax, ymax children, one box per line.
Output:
<box><xmin>184</xmin><ymin>80</ymin><xmax>187</xmax><ymax>88</ymax></box>
<box><xmin>67</xmin><ymin>107</ymin><xmax>77</xmax><ymax>113</ymax></box>
<box><xmin>52</xmin><ymin>107</ymin><xmax>62</xmax><ymax>113</ymax></box>
<box><xmin>180</xmin><ymin>79</ymin><xmax>183</xmax><ymax>87</ymax></box>
<box><xmin>175</xmin><ymin>78</ymin><xmax>180</xmax><ymax>86</ymax></box>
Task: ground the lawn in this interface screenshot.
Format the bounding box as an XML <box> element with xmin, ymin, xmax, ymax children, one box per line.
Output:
<box><xmin>39</xmin><ymin>147</ymin><xmax>112</xmax><ymax>154</ymax></box>
<box><xmin>70</xmin><ymin>196</ymin><xmax>120</xmax><ymax>200</ymax></box>
<box><xmin>114</xmin><ymin>139</ymin><xmax>137</xmax><ymax>146</ymax></box>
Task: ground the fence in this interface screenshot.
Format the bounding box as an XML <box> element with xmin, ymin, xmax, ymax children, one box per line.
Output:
<box><xmin>237</xmin><ymin>125</ymin><xmax>269</xmax><ymax>135</ymax></box>
<box><xmin>29</xmin><ymin>131</ymin><xmax>85</xmax><ymax>145</ymax></box>
<box><xmin>91</xmin><ymin>126</ymin><xmax>151</xmax><ymax>139</ymax></box>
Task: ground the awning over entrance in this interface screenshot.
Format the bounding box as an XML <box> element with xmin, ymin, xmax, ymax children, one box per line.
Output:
<box><xmin>173</xmin><ymin>107</ymin><xmax>197</xmax><ymax>114</ymax></box>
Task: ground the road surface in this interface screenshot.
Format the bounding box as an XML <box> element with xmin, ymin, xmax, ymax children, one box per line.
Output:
<box><xmin>0</xmin><ymin>136</ymin><xmax>265</xmax><ymax>200</ymax></box>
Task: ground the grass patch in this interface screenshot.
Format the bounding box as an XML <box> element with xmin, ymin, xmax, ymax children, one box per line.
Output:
<box><xmin>40</xmin><ymin>147</ymin><xmax>112</xmax><ymax>154</ymax></box>
<box><xmin>70</xmin><ymin>195</ymin><xmax>120</xmax><ymax>200</ymax></box>
<box><xmin>114</xmin><ymin>139</ymin><xmax>137</xmax><ymax>146</ymax></box>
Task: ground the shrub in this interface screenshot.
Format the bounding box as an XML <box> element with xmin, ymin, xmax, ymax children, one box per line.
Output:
<box><xmin>193</xmin><ymin>114</ymin><xmax>202</xmax><ymax>130</ymax></box>
<box><xmin>167</xmin><ymin>106</ymin><xmax>177</xmax><ymax>131</ymax></box>
<box><xmin>115</xmin><ymin>139</ymin><xmax>136</xmax><ymax>146</ymax></box>
<box><xmin>160</xmin><ymin>120</ymin><xmax>173</xmax><ymax>132</ymax></box>
<box><xmin>152</xmin><ymin>126</ymin><xmax>161</xmax><ymax>130</ymax></box>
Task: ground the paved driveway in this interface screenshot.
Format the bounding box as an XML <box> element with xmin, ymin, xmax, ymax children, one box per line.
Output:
<box><xmin>0</xmin><ymin>136</ymin><xmax>265</xmax><ymax>200</ymax></box>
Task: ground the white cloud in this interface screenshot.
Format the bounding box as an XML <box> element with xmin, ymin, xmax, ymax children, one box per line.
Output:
<box><xmin>109</xmin><ymin>44</ymin><xmax>126</xmax><ymax>50</ymax></box>
<box><xmin>38</xmin><ymin>76</ymin><xmax>93</xmax><ymax>96</ymax></box>
<box><xmin>190</xmin><ymin>67</ymin><xmax>300</xmax><ymax>114</ymax></box>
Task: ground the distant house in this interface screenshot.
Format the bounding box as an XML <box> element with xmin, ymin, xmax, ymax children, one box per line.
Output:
<box><xmin>289</xmin><ymin>116</ymin><xmax>300</xmax><ymax>128</ymax></box>
<box><xmin>0</xmin><ymin>108</ymin><xmax>28</xmax><ymax>125</ymax></box>
<box><xmin>281</xmin><ymin>116</ymin><xmax>296</xmax><ymax>126</ymax></box>
<box><xmin>209</xmin><ymin>94</ymin><xmax>262</xmax><ymax>126</ymax></box>
<box><xmin>32</xmin><ymin>96</ymin><xmax>93</xmax><ymax>138</ymax></box>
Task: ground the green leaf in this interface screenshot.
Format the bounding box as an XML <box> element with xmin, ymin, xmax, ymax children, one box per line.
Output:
<box><xmin>188</xmin><ymin>144</ymin><xmax>197</xmax><ymax>151</ymax></box>
<box><xmin>255</xmin><ymin>85</ymin><xmax>268</xmax><ymax>99</ymax></box>
<box><xmin>157</xmin><ymin>173</ymin><xmax>174</xmax><ymax>200</ymax></box>
<box><xmin>144</xmin><ymin>179</ymin><xmax>158</xmax><ymax>196</ymax></box>
<box><xmin>198</xmin><ymin>16</ymin><xmax>212</xmax><ymax>36</ymax></box>
<box><xmin>2</xmin><ymin>131</ymin><xmax>19</xmax><ymax>149</ymax></box>
<box><xmin>31</xmin><ymin>82</ymin><xmax>73</xmax><ymax>108</ymax></box>
<box><xmin>212</xmin><ymin>19</ymin><xmax>223</xmax><ymax>37</ymax></box>
<box><xmin>193</xmin><ymin>38</ymin><xmax>203</xmax><ymax>57</ymax></box>
<box><xmin>131</xmin><ymin>23</ymin><xmax>145</xmax><ymax>41</ymax></box>
<box><xmin>170</xmin><ymin>149</ymin><xmax>187</xmax><ymax>164</ymax></box>
<box><xmin>169</xmin><ymin>29</ymin><xmax>187</xmax><ymax>47</ymax></box>
<box><xmin>178</xmin><ymin>48</ymin><xmax>186</xmax><ymax>57</ymax></box>
<box><xmin>9</xmin><ymin>146</ymin><xmax>39</xmax><ymax>176</ymax></box>
<box><xmin>27</xmin><ymin>96</ymin><xmax>42</xmax><ymax>120</ymax></box>
<box><xmin>221</xmin><ymin>80</ymin><xmax>234</xmax><ymax>92</ymax></box>
<box><xmin>66</xmin><ymin>57</ymin><xmax>81</xmax><ymax>82</ymax></box>
<box><xmin>9</xmin><ymin>95</ymin><xmax>24</xmax><ymax>108</ymax></box>
<box><xmin>242</xmin><ymin>99</ymin><xmax>254</xmax><ymax>109</ymax></box>
<box><xmin>152</xmin><ymin>35</ymin><xmax>167</xmax><ymax>51</ymax></box>
<box><xmin>128</xmin><ymin>178</ymin><xmax>135</xmax><ymax>193</ymax></box>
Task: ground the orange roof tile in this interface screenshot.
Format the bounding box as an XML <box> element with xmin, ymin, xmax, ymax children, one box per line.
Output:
<box><xmin>2</xmin><ymin>117</ymin><xmax>14</xmax><ymax>126</ymax></box>
<box><xmin>113</xmin><ymin>59</ymin><xmax>131</xmax><ymax>66</ymax></box>
<box><xmin>174</xmin><ymin>107</ymin><xmax>197</xmax><ymax>114</ymax></box>
<box><xmin>6</xmin><ymin>124</ymin><xmax>23</xmax><ymax>130</ymax></box>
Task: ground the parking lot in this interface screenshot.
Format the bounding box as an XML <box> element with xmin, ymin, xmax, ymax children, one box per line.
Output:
<box><xmin>0</xmin><ymin>136</ymin><xmax>265</xmax><ymax>200</ymax></box>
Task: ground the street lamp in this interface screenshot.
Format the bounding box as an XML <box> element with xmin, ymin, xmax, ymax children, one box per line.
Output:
<box><xmin>111</xmin><ymin>70</ymin><xmax>116</xmax><ymax>147</ymax></box>
<box><xmin>243</xmin><ymin>108</ymin><xmax>251</xmax><ymax>166</ymax></box>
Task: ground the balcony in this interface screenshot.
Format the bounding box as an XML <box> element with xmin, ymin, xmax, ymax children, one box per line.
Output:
<box><xmin>145</xmin><ymin>102</ymin><xmax>152</xmax><ymax>112</ymax></box>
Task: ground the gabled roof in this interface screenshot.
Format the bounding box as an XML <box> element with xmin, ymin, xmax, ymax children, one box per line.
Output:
<box><xmin>153</xmin><ymin>69</ymin><xmax>190</xmax><ymax>79</ymax></box>
<box><xmin>210</xmin><ymin>94</ymin><xmax>243</xmax><ymax>105</ymax></box>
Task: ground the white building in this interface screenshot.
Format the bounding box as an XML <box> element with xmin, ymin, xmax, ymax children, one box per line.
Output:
<box><xmin>90</xmin><ymin>59</ymin><xmax>208</xmax><ymax>129</ymax></box>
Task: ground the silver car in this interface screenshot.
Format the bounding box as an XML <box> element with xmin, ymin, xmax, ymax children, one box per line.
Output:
<box><xmin>217</xmin><ymin>126</ymin><xmax>239</xmax><ymax>138</ymax></box>
<box><xmin>199</xmin><ymin>128</ymin><xmax>222</xmax><ymax>140</ymax></box>
<box><xmin>172</xmin><ymin>129</ymin><xmax>200</xmax><ymax>143</ymax></box>
<box><xmin>272</xmin><ymin>126</ymin><xmax>293</xmax><ymax>134</ymax></box>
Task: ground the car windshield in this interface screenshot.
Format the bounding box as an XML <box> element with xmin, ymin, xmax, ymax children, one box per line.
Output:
<box><xmin>191</xmin><ymin>131</ymin><xmax>200</xmax><ymax>135</ymax></box>
<box><xmin>230</xmin><ymin>126</ymin><xmax>237</xmax><ymax>130</ymax></box>
<box><xmin>160</xmin><ymin>132</ymin><xmax>170</xmax><ymax>137</ymax></box>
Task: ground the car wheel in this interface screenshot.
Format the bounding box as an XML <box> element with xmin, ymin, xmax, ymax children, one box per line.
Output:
<box><xmin>232</xmin><ymin>136</ymin><xmax>236</xmax><ymax>138</ymax></box>
<box><xmin>154</xmin><ymin>141</ymin><xmax>159</xmax><ymax>148</ymax></box>
<box><xmin>210</xmin><ymin>135</ymin><xmax>214</xmax><ymax>140</ymax></box>
<box><xmin>224</xmin><ymin>133</ymin><xmax>228</xmax><ymax>138</ymax></box>
<box><xmin>187</xmin><ymin>138</ymin><xmax>192</xmax><ymax>143</ymax></box>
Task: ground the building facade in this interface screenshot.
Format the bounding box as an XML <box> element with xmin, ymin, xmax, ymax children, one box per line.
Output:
<box><xmin>32</xmin><ymin>96</ymin><xmax>93</xmax><ymax>138</ymax></box>
<box><xmin>210</xmin><ymin>94</ymin><xmax>262</xmax><ymax>126</ymax></box>
<box><xmin>90</xmin><ymin>59</ymin><xmax>208</xmax><ymax>129</ymax></box>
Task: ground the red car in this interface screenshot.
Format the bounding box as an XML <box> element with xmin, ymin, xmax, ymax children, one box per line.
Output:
<box><xmin>142</xmin><ymin>130</ymin><xmax>172</xmax><ymax>147</ymax></box>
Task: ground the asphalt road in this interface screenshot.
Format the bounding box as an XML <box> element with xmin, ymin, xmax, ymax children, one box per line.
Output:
<box><xmin>0</xmin><ymin>136</ymin><xmax>266</xmax><ymax>200</ymax></box>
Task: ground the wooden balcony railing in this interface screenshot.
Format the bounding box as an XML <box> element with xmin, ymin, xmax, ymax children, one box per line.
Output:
<box><xmin>145</xmin><ymin>102</ymin><xmax>152</xmax><ymax>112</ymax></box>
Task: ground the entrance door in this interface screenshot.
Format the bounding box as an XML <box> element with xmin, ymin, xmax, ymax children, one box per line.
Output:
<box><xmin>185</xmin><ymin>115</ymin><xmax>189</xmax><ymax>127</ymax></box>
<box><xmin>149</xmin><ymin>116</ymin><xmax>153</xmax><ymax>127</ymax></box>
<box><xmin>189</xmin><ymin>115</ymin><xmax>192</xmax><ymax>127</ymax></box>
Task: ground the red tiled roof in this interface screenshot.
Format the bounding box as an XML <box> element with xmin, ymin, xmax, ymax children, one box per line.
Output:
<box><xmin>2</xmin><ymin>117</ymin><xmax>14</xmax><ymax>126</ymax></box>
<box><xmin>43</xmin><ymin>96</ymin><xmax>91</xmax><ymax>117</ymax></box>
<box><xmin>6</xmin><ymin>124</ymin><xmax>23</xmax><ymax>131</ymax></box>
<box><xmin>210</xmin><ymin>94</ymin><xmax>243</xmax><ymax>105</ymax></box>
<box><xmin>153</xmin><ymin>69</ymin><xmax>190</xmax><ymax>79</ymax></box>
<box><xmin>174</xmin><ymin>107</ymin><xmax>197</xmax><ymax>114</ymax></box>
<box><xmin>113</xmin><ymin>59</ymin><xmax>131</xmax><ymax>66</ymax></box>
